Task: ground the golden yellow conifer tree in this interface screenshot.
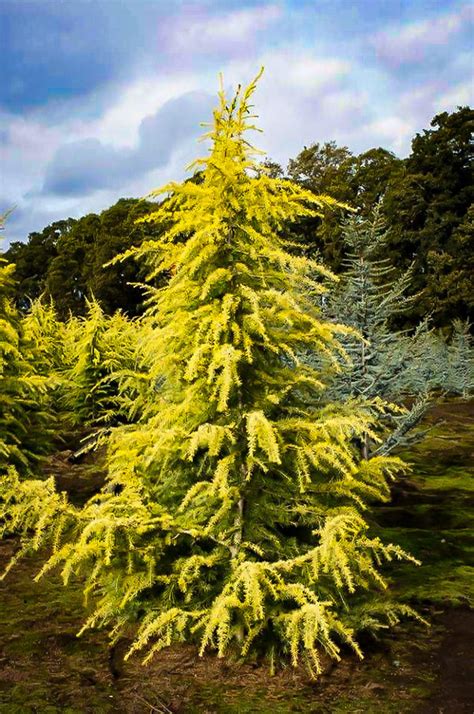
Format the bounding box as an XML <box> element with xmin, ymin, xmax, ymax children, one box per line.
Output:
<box><xmin>0</xmin><ymin>72</ymin><xmax>419</xmax><ymax>675</ymax></box>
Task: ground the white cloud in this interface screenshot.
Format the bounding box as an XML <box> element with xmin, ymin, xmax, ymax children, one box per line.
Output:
<box><xmin>214</xmin><ymin>49</ymin><xmax>358</xmax><ymax>161</ymax></box>
<box><xmin>397</xmin><ymin>83</ymin><xmax>441</xmax><ymax>115</ymax></box>
<box><xmin>437</xmin><ymin>81</ymin><xmax>474</xmax><ymax>109</ymax></box>
<box><xmin>372</xmin><ymin>3</ymin><xmax>473</xmax><ymax>65</ymax></box>
<box><xmin>91</xmin><ymin>73</ymin><xmax>199</xmax><ymax>148</ymax></box>
<box><xmin>0</xmin><ymin>48</ymin><xmax>353</xmax><ymax>241</ymax></box>
<box><xmin>166</xmin><ymin>4</ymin><xmax>282</xmax><ymax>52</ymax></box>
<box><xmin>360</xmin><ymin>116</ymin><xmax>415</xmax><ymax>156</ymax></box>
<box><xmin>0</xmin><ymin>113</ymin><xmax>67</xmax><ymax>204</ymax></box>
<box><xmin>40</xmin><ymin>91</ymin><xmax>213</xmax><ymax>197</ymax></box>
<box><xmin>2</xmin><ymin>12</ymin><xmax>470</xmax><ymax>246</ymax></box>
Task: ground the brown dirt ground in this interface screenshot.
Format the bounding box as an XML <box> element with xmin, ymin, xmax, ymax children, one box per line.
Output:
<box><xmin>1</xmin><ymin>400</ymin><xmax>473</xmax><ymax>713</ymax></box>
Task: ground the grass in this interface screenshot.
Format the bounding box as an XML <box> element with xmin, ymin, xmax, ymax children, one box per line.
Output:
<box><xmin>373</xmin><ymin>397</ymin><xmax>474</xmax><ymax>608</ymax></box>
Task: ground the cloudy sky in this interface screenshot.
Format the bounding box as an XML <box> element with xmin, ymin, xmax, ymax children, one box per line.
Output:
<box><xmin>1</xmin><ymin>0</ymin><xmax>472</xmax><ymax>245</ymax></box>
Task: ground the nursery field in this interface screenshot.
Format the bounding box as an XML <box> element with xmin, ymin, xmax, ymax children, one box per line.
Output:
<box><xmin>0</xmin><ymin>398</ymin><xmax>472</xmax><ymax>713</ymax></box>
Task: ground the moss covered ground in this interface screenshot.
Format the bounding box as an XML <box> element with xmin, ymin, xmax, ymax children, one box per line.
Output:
<box><xmin>0</xmin><ymin>399</ymin><xmax>472</xmax><ymax>712</ymax></box>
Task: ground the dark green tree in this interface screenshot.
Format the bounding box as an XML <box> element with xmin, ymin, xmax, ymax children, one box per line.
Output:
<box><xmin>286</xmin><ymin>143</ymin><xmax>401</xmax><ymax>270</ymax></box>
<box><xmin>86</xmin><ymin>199</ymin><xmax>161</xmax><ymax>317</ymax></box>
<box><xmin>349</xmin><ymin>148</ymin><xmax>402</xmax><ymax>215</ymax></box>
<box><xmin>424</xmin><ymin>204</ymin><xmax>474</xmax><ymax>325</ymax></box>
<box><xmin>6</xmin><ymin>219</ymin><xmax>74</xmax><ymax>310</ymax></box>
<box><xmin>45</xmin><ymin>212</ymin><xmax>101</xmax><ymax>317</ymax></box>
<box><xmin>383</xmin><ymin>106</ymin><xmax>473</xmax><ymax>326</ymax></box>
<box><xmin>287</xmin><ymin>141</ymin><xmax>355</xmax><ymax>268</ymax></box>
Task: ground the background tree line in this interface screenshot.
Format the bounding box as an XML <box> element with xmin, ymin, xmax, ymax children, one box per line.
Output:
<box><xmin>5</xmin><ymin>106</ymin><xmax>473</xmax><ymax>327</ymax></box>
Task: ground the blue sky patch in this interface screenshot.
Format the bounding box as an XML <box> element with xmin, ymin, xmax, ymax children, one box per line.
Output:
<box><xmin>0</xmin><ymin>0</ymin><xmax>472</xmax><ymax>244</ymax></box>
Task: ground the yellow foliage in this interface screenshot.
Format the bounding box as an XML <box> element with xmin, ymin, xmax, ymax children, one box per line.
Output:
<box><xmin>0</xmin><ymin>71</ymin><xmax>421</xmax><ymax>678</ymax></box>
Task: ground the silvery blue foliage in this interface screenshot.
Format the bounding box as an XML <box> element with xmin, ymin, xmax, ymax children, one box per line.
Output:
<box><xmin>318</xmin><ymin>205</ymin><xmax>458</xmax><ymax>456</ymax></box>
<box><xmin>447</xmin><ymin>320</ymin><xmax>473</xmax><ymax>398</ymax></box>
